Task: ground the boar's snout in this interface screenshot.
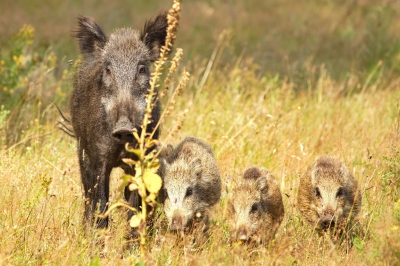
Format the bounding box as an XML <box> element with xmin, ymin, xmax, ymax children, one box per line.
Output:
<box><xmin>111</xmin><ymin>117</ymin><xmax>136</xmax><ymax>143</ymax></box>
<box><xmin>319</xmin><ymin>212</ymin><xmax>335</xmax><ymax>230</ymax></box>
<box><xmin>111</xmin><ymin>128</ymin><xmax>134</xmax><ymax>143</ymax></box>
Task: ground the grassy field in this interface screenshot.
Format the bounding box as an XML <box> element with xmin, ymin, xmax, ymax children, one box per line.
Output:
<box><xmin>1</xmin><ymin>0</ymin><xmax>400</xmax><ymax>265</ymax></box>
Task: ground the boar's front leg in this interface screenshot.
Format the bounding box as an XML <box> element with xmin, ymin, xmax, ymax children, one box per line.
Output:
<box><xmin>79</xmin><ymin>148</ymin><xmax>112</xmax><ymax>229</ymax></box>
<box><xmin>121</xmin><ymin>165</ymin><xmax>140</xmax><ymax>223</ymax></box>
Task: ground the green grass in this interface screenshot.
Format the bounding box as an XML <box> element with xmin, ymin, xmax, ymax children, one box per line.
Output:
<box><xmin>1</xmin><ymin>0</ymin><xmax>400</xmax><ymax>265</ymax></box>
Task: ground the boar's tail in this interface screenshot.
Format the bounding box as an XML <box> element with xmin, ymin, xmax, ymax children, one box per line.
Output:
<box><xmin>55</xmin><ymin>104</ymin><xmax>76</xmax><ymax>138</ymax></box>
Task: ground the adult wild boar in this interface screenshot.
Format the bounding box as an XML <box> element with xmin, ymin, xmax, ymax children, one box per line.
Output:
<box><xmin>70</xmin><ymin>13</ymin><xmax>168</xmax><ymax>228</ymax></box>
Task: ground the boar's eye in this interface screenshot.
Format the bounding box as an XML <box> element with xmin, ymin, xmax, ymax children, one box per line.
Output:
<box><xmin>138</xmin><ymin>65</ymin><xmax>146</xmax><ymax>74</ymax></box>
<box><xmin>336</xmin><ymin>187</ymin><xmax>344</xmax><ymax>198</ymax></box>
<box><xmin>185</xmin><ymin>187</ymin><xmax>193</xmax><ymax>197</ymax></box>
<box><xmin>250</xmin><ymin>203</ymin><xmax>258</xmax><ymax>214</ymax></box>
<box><xmin>315</xmin><ymin>187</ymin><xmax>322</xmax><ymax>198</ymax></box>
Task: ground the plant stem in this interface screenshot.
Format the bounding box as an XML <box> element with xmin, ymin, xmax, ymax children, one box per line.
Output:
<box><xmin>140</xmin><ymin>182</ymin><xmax>147</xmax><ymax>259</ymax></box>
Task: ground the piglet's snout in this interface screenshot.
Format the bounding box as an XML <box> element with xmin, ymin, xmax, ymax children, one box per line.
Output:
<box><xmin>170</xmin><ymin>215</ymin><xmax>184</xmax><ymax>231</ymax></box>
<box><xmin>319</xmin><ymin>212</ymin><xmax>335</xmax><ymax>230</ymax></box>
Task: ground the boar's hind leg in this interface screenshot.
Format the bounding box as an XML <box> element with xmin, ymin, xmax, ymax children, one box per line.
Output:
<box><xmin>79</xmin><ymin>154</ymin><xmax>112</xmax><ymax>229</ymax></box>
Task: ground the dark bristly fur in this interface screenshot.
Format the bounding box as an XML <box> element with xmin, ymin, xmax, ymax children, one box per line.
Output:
<box><xmin>74</xmin><ymin>16</ymin><xmax>107</xmax><ymax>57</ymax></box>
<box><xmin>243</xmin><ymin>167</ymin><xmax>262</xmax><ymax>180</ymax></box>
<box><xmin>69</xmin><ymin>13</ymin><xmax>168</xmax><ymax>229</ymax></box>
<box><xmin>140</xmin><ymin>13</ymin><xmax>169</xmax><ymax>62</ymax></box>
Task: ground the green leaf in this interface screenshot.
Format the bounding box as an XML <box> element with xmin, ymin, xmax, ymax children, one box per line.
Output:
<box><xmin>146</xmin><ymin>192</ymin><xmax>157</xmax><ymax>203</ymax></box>
<box><xmin>135</xmin><ymin>260</ymin><xmax>145</xmax><ymax>266</ymax></box>
<box><xmin>130</xmin><ymin>215</ymin><xmax>142</xmax><ymax>228</ymax></box>
<box><xmin>143</xmin><ymin>172</ymin><xmax>162</xmax><ymax>193</ymax></box>
<box><xmin>125</xmin><ymin>143</ymin><xmax>142</xmax><ymax>157</ymax></box>
<box><xmin>89</xmin><ymin>256</ymin><xmax>100</xmax><ymax>266</ymax></box>
<box><xmin>129</xmin><ymin>183</ymin><xmax>139</xmax><ymax>191</ymax></box>
<box><xmin>148</xmin><ymin>160</ymin><xmax>160</xmax><ymax>171</ymax></box>
<box><xmin>353</xmin><ymin>237</ymin><xmax>365</xmax><ymax>250</ymax></box>
<box><xmin>122</xmin><ymin>158</ymin><xmax>138</xmax><ymax>165</ymax></box>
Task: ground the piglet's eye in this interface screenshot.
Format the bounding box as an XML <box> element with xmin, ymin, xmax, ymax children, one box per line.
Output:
<box><xmin>315</xmin><ymin>187</ymin><xmax>322</xmax><ymax>198</ymax></box>
<box><xmin>163</xmin><ymin>189</ymin><xmax>168</xmax><ymax>199</ymax></box>
<box><xmin>336</xmin><ymin>187</ymin><xmax>344</xmax><ymax>198</ymax></box>
<box><xmin>250</xmin><ymin>203</ymin><xmax>258</xmax><ymax>213</ymax></box>
<box><xmin>185</xmin><ymin>187</ymin><xmax>193</xmax><ymax>197</ymax></box>
<box><xmin>138</xmin><ymin>66</ymin><xmax>146</xmax><ymax>74</ymax></box>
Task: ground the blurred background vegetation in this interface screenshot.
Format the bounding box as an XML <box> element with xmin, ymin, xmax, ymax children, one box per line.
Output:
<box><xmin>0</xmin><ymin>0</ymin><xmax>399</xmax><ymax>146</ymax></box>
<box><xmin>1</xmin><ymin>0</ymin><xmax>399</xmax><ymax>78</ymax></box>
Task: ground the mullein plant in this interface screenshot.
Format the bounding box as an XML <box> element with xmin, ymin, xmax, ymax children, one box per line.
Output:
<box><xmin>99</xmin><ymin>0</ymin><xmax>190</xmax><ymax>260</ymax></box>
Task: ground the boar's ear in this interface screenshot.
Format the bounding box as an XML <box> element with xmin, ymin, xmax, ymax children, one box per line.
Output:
<box><xmin>190</xmin><ymin>158</ymin><xmax>202</xmax><ymax>179</ymax></box>
<box><xmin>141</xmin><ymin>13</ymin><xmax>168</xmax><ymax>62</ymax></box>
<box><xmin>74</xmin><ymin>16</ymin><xmax>107</xmax><ymax>57</ymax></box>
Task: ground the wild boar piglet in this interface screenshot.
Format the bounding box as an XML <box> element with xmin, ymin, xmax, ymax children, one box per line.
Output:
<box><xmin>159</xmin><ymin>137</ymin><xmax>221</xmax><ymax>234</ymax></box>
<box><xmin>228</xmin><ymin>166</ymin><xmax>284</xmax><ymax>244</ymax></box>
<box><xmin>297</xmin><ymin>155</ymin><xmax>362</xmax><ymax>232</ymax></box>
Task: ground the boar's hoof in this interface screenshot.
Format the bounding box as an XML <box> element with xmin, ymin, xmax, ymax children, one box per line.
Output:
<box><xmin>111</xmin><ymin>128</ymin><xmax>134</xmax><ymax>143</ymax></box>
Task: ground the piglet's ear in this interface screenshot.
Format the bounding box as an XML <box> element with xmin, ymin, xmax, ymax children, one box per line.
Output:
<box><xmin>243</xmin><ymin>167</ymin><xmax>262</xmax><ymax>180</ymax></box>
<box><xmin>141</xmin><ymin>13</ymin><xmax>168</xmax><ymax>62</ymax></box>
<box><xmin>255</xmin><ymin>176</ymin><xmax>268</xmax><ymax>193</ymax></box>
<box><xmin>74</xmin><ymin>16</ymin><xmax>107</xmax><ymax>58</ymax></box>
<box><xmin>190</xmin><ymin>158</ymin><xmax>202</xmax><ymax>179</ymax></box>
<box><xmin>339</xmin><ymin>162</ymin><xmax>351</xmax><ymax>185</ymax></box>
<box><xmin>157</xmin><ymin>158</ymin><xmax>168</xmax><ymax>178</ymax></box>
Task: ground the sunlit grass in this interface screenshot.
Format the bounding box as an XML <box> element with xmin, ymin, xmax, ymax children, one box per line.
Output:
<box><xmin>1</xmin><ymin>50</ymin><xmax>399</xmax><ymax>264</ymax></box>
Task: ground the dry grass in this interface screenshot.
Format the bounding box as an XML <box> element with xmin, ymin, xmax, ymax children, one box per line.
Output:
<box><xmin>1</xmin><ymin>53</ymin><xmax>399</xmax><ymax>264</ymax></box>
